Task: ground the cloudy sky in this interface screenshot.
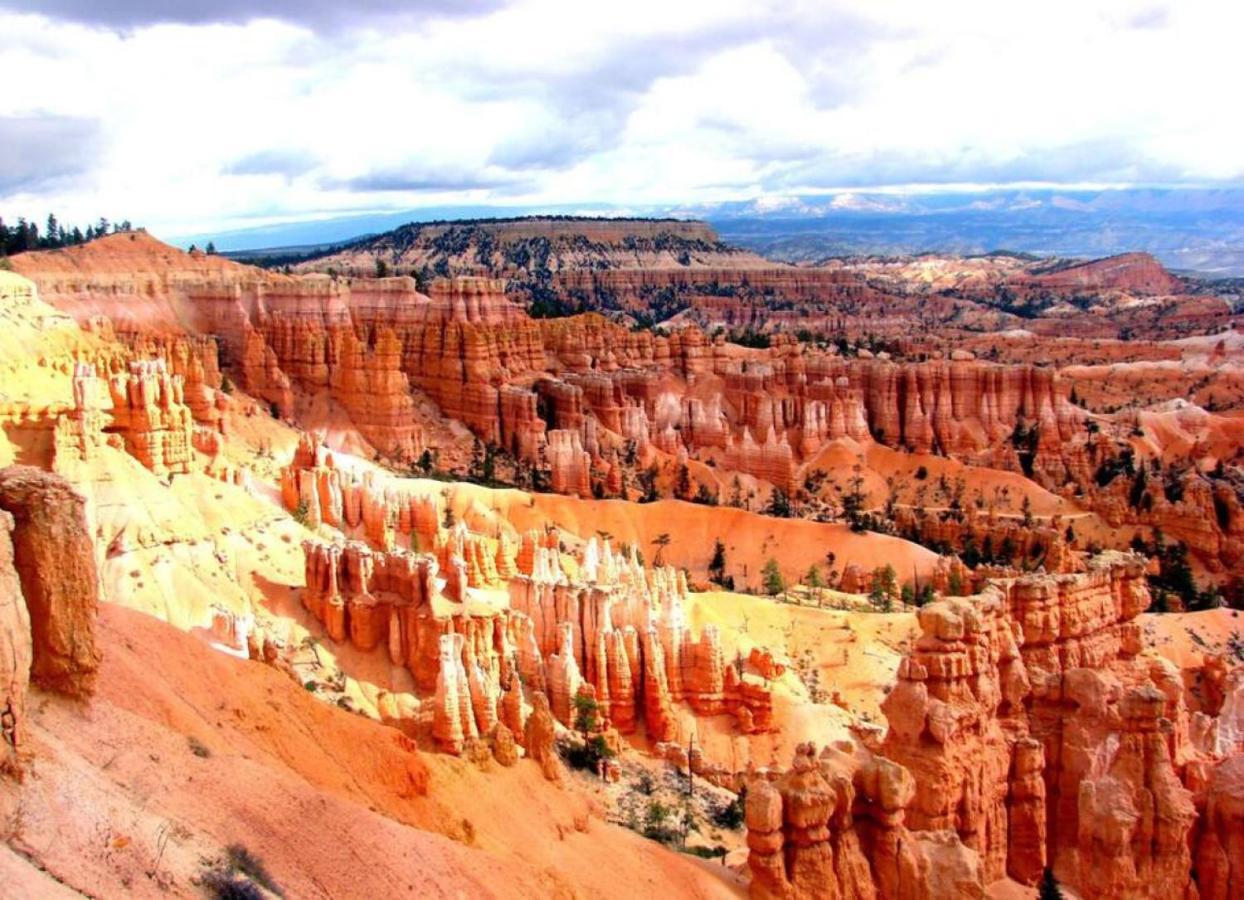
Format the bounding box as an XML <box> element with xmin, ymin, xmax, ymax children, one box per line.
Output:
<box><xmin>1</xmin><ymin>0</ymin><xmax>1240</xmax><ymax>238</ymax></box>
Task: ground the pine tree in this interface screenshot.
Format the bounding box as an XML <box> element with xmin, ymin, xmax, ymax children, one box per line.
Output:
<box><xmin>869</xmin><ymin>564</ymin><xmax>897</xmax><ymax>611</ymax></box>
<box><xmin>708</xmin><ymin>539</ymin><xmax>727</xmax><ymax>584</ymax></box>
<box><xmin>763</xmin><ymin>487</ymin><xmax>792</xmax><ymax>518</ymax></box>
<box><xmin>675</xmin><ymin>464</ymin><xmax>691</xmax><ymax>500</ymax></box>
<box><xmin>1039</xmin><ymin>867</ymin><xmax>1063</xmax><ymax>900</ymax></box>
<box><xmin>762</xmin><ymin>558</ymin><xmax>784</xmax><ymax>596</ymax></box>
<box><xmin>481</xmin><ymin>443</ymin><xmax>496</xmax><ymax>484</ymax></box>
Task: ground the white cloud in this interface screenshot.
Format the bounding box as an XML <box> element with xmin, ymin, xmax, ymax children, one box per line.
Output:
<box><xmin>0</xmin><ymin>0</ymin><xmax>1240</xmax><ymax>236</ymax></box>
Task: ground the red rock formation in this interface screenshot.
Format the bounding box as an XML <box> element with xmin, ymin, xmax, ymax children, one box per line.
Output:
<box><xmin>59</xmin><ymin>358</ymin><xmax>199</xmax><ymax>476</ymax></box>
<box><xmin>106</xmin><ymin>359</ymin><xmax>196</xmax><ymax>475</ymax></box>
<box><xmin>524</xmin><ymin>690</ymin><xmax>563</xmax><ymax>784</ymax></box>
<box><xmin>492</xmin><ymin>721</ymin><xmax>519</xmax><ymax>767</ymax></box>
<box><xmin>1196</xmin><ymin>755</ymin><xmax>1244</xmax><ymax>900</ymax></box>
<box><xmin>13</xmin><ymin>234</ymin><xmax>1239</xmax><ymax>572</ymax></box>
<box><xmin>330</xmin><ymin>326</ymin><xmax>423</xmax><ymax>462</ymax></box>
<box><xmin>893</xmin><ymin>508</ymin><xmax>1073</xmax><ymax>578</ymax></box>
<box><xmin>743</xmin><ymin>555</ymin><xmax>1244</xmax><ymax>898</ymax></box>
<box><xmin>0</xmin><ymin>511</ymin><xmax>30</xmax><ymax>777</ymax></box>
<box><xmin>1027</xmin><ymin>252</ymin><xmax>1182</xmax><ymax>296</ymax></box>
<box><xmin>546</xmin><ymin>429</ymin><xmax>592</xmax><ymax>497</ymax></box>
<box><xmin>1007</xmin><ymin>737</ymin><xmax>1047</xmax><ymax>884</ymax></box>
<box><xmin>0</xmin><ymin>466</ymin><xmax>101</xmax><ymax>697</ymax></box>
<box><xmin>15</xmin><ymin>236</ymin><xmax>1090</xmax><ymax>485</ymax></box>
<box><xmin>432</xmin><ymin>633</ymin><xmax>477</xmax><ymax>754</ymax></box>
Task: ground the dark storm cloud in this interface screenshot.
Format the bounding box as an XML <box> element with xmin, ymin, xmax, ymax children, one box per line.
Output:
<box><xmin>223</xmin><ymin>149</ymin><xmax>319</xmax><ymax>177</ymax></box>
<box><xmin>0</xmin><ymin>114</ymin><xmax>101</xmax><ymax>194</ymax></box>
<box><xmin>0</xmin><ymin>0</ymin><xmax>506</xmax><ymax>30</ymax></box>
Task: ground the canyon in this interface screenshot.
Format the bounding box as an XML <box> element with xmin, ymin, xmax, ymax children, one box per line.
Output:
<box><xmin>0</xmin><ymin>224</ymin><xmax>1241</xmax><ymax>898</ymax></box>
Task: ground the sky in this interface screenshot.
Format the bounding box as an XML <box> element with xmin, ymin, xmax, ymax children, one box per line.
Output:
<box><xmin>1</xmin><ymin>0</ymin><xmax>1241</xmax><ymax>239</ymax></box>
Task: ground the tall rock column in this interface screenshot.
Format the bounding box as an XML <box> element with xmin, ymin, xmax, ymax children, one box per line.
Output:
<box><xmin>0</xmin><ymin>466</ymin><xmax>101</xmax><ymax>697</ymax></box>
<box><xmin>0</xmin><ymin>511</ymin><xmax>31</xmax><ymax>776</ymax></box>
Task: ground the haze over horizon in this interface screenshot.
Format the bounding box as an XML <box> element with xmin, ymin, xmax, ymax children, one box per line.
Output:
<box><xmin>3</xmin><ymin>0</ymin><xmax>1242</xmax><ymax>241</ymax></box>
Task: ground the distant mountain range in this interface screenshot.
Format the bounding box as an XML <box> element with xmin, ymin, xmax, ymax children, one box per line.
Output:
<box><xmin>185</xmin><ymin>187</ymin><xmax>1244</xmax><ymax>277</ymax></box>
<box><xmin>705</xmin><ymin>188</ymin><xmax>1244</xmax><ymax>276</ymax></box>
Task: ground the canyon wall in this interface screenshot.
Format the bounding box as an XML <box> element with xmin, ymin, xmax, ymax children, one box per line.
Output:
<box><xmin>12</xmin><ymin>235</ymin><xmax>1240</xmax><ymax>573</ymax></box>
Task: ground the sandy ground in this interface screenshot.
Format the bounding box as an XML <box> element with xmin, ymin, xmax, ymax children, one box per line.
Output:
<box><xmin>678</xmin><ymin>590</ymin><xmax>917</xmax><ymax>769</ymax></box>
<box><xmin>484</xmin><ymin>489</ymin><xmax>940</xmax><ymax>590</ymax></box>
<box><xmin>1142</xmin><ymin>607</ymin><xmax>1244</xmax><ymax>669</ymax></box>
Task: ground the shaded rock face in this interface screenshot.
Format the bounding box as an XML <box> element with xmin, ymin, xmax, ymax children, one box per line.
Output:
<box><xmin>524</xmin><ymin>690</ymin><xmax>563</xmax><ymax>784</ymax></box>
<box><xmin>0</xmin><ymin>511</ymin><xmax>31</xmax><ymax>777</ymax></box>
<box><xmin>1196</xmin><ymin>754</ymin><xmax>1244</xmax><ymax>899</ymax></box>
<box><xmin>0</xmin><ymin>466</ymin><xmax>101</xmax><ymax>698</ymax></box>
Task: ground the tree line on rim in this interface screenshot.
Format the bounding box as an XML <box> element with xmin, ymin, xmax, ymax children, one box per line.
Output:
<box><xmin>0</xmin><ymin>213</ymin><xmax>136</xmax><ymax>256</ymax></box>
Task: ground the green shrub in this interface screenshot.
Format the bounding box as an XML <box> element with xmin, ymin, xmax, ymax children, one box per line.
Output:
<box><xmin>711</xmin><ymin>788</ymin><xmax>746</xmax><ymax>829</ymax></box>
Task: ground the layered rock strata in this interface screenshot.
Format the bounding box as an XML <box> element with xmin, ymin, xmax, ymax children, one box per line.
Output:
<box><xmin>873</xmin><ymin>553</ymin><xmax>1240</xmax><ymax>898</ymax></box>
